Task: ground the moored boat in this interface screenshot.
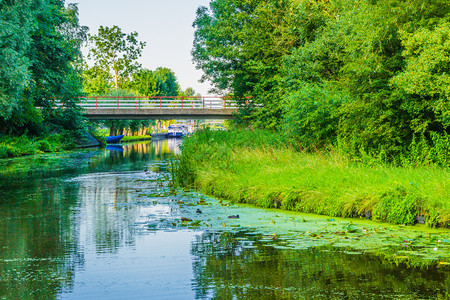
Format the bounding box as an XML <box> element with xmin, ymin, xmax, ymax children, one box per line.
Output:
<box><xmin>166</xmin><ymin>124</ymin><xmax>189</xmax><ymax>138</ymax></box>
<box><xmin>105</xmin><ymin>135</ymin><xmax>124</xmax><ymax>143</ymax></box>
<box><xmin>166</xmin><ymin>125</ymin><xmax>188</xmax><ymax>138</ymax></box>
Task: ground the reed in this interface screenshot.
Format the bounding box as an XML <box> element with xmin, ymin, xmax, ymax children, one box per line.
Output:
<box><xmin>172</xmin><ymin>129</ymin><xmax>450</xmax><ymax>228</ymax></box>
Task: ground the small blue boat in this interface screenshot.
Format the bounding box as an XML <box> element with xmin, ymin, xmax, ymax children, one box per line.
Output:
<box><xmin>105</xmin><ymin>135</ymin><xmax>124</xmax><ymax>143</ymax></box>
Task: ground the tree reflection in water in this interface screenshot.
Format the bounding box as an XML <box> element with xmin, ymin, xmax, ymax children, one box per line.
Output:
<box><xmin>191</xmin><ymin>230</ymin><xmax>449</xmax><ymax>299</ymax></box>
<box><xmin>0</xmin><ymin>139</ymin><xmax>181</xmax><ymax>298</ymax></box>
<box><xmin>0</xmin><ymin>175</ymin><xmax>83</xmax><ymax>298</ymax></box>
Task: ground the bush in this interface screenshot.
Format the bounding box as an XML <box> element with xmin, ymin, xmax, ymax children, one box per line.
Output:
<box><xmin>283</xmin><ymin>83</ymin><xmax>346</xmax><ymax>149</ymax></box>
<box><xmin>36</xmin><ymin>140</ymin><xmax>54</xmax><ymax>152</ymax></box>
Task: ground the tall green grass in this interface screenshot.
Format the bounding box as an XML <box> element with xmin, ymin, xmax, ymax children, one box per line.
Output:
<box><xmin>172</xmin><ymin>129</ymin><xmax>450</xmax><ymax>228</ymax></box>
<box><xmin>0</xmin><ymin>134</ymin><xmax>71</xmax><ymax>158</ymax></box>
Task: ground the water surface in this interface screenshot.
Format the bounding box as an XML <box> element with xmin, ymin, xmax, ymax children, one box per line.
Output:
<box><xmin>0</xmin><ymin>140</ymin><xmax>448</xmax><ymax>299</ymax></box>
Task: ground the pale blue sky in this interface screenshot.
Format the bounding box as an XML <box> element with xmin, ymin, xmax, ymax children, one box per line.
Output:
<box><xmin>74</xmin><ymin>0</ymin><xmax>213</xmax><ymax>95</ymax></box>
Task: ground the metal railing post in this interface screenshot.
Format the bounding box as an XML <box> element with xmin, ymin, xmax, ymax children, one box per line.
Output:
<box><xmin>203</xmin><ymin>97</ymin><xmax>205</xmax><ymax>109</ymax></box>
<box><xmin>181</xmin><ymin>97</ymin><xmax>184</xmax><ymax>109</ymax></box>
<box><xmin>117</xmin><ymin>97</ymin><xmax>119</xmax><ymax>109</ymax></box>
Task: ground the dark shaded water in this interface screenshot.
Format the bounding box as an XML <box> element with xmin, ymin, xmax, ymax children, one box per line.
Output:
<box><xmin>0</xmin><ymin>140</ymin><xmax>448</xmax><ymax>299</ymax></box>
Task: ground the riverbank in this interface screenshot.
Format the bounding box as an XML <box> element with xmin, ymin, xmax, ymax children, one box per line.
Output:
<box><xmin>122</xmin><ymin>135</ymin><xmax>152</xmax><ymax>142</ymax></box>
<box><xmin>0</xmin><ymin>134</ymin><xmax>72</xmax><ymax>158</ymax></box>
<box><xmin>172</xmin><ymin>129</ymin><xmax>450</xmax><ymax>228</ymax></box>
<box><xmin>0</xmin><ymin>131</ymin><xmax>103</xmax><ymax>159</ymax></box>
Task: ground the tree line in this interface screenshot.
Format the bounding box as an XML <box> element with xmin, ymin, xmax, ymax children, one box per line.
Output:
<box><xmin>192</xmin><ymin>0</ymin><xmax>449</xmax><ymax>165</ymax></box>
<box><xmin>0</xmin><ymin>2</ymin><xmax>196</xmax><ymax>140</ymax></box>
<box><xmin>83</xmin><ymin>25</ymin><xmax>198</xmax><ymax>136</ymax></box>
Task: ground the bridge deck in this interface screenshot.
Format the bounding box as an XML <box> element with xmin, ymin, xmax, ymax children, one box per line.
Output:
<box><xmin>77</xmin><ymin>96</ymin><xmax>242</xmax><ymax>120</ymax></box>
<box><xmin>84</xmin><ymin>108</ymin><xmax>236</xmax><ymax>120</ymax></box>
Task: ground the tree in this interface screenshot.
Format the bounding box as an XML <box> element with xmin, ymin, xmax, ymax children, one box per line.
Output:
<box><xmin>182</xmin><ymin>87</ymin><xmax>198</xmax><ymax>97</ymax></box>
<box><xmin>192</xmin><ymin>0</ymin><xmax>303</xmax><ymax>128</ymax></box>
<box><xmin>152</xmin><ymin>67</ymin><xmax>180</xmax><ymax>96</ymax></box>
<box><xmin>82</xmin><ymin>66</ymin><xmax>112</xmax><ymax>96</ymax></box>
<box><xmin>129</xmin><ymin>69</ymin><xmax>155</xmax><ymax>96</ymax></box>
<box><xmin>192</xmin><ymin>0</ymin><xmax>449</xmax><ymax>162</ymax></box>
<box><xmin>391</xmin><ymin>22</ymin><xmax>450</xmax><ymax>133</ymax></box>
<box><xmin>28</xmin><ymin>2</ymin><xmax>88</xmax><ymax>134</ymax></box>
<box><xmin>129</xmin><ymin>67</ymin><xmax>180</xmax><ymax>96</ymax></box>
<box><xmin>0</xmin><ymin>1</ymin><xmax>88</xmax><ymax>135</ymax></box>
<box><xmin>88</xmin><ymin>26</ymin><xmax>146</xmax><ymax>90</ymax></box>
<box><xmin>0</xmin><ymin>0</ymin><xmax>35</xmax><ymax>122</ymax></box>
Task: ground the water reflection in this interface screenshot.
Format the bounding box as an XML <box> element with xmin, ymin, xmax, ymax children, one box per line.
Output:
<box><xmin>191</xmin><ymin>231</ymin><xmax>450</xmax><ymax>299</ymax></box>
<box><xmin>0</xmin><ymin>139</ymin><xmax>182</xmax><ymax>298</ymax></box>
<box><xmin>0</xmin><ymin>175</ymin><xmax>82</xmax><ymax>298</ymax></box>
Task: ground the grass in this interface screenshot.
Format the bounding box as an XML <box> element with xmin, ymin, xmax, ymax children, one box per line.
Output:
<box><xmin>0</xmin><ymin>134</ymin><xmax>72</xmax><ymax>158</ymax></box>
<box><xmin>122</xmin><ymin>135</ymin><xmax>151</xmax><ymax>142</ymax></box>
<box><xmin>172</xmin><ymin>129</ymin><xmax>450</xmax><ymax>228</ymax></box>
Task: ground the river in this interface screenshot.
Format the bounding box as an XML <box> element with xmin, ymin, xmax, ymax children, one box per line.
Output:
<box><xmin>0</xmin><ymin>140</ymin><xmax>448</xmax><ymax>299</ymax></box>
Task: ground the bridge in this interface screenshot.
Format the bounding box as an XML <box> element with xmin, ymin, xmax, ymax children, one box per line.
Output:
<box><xmin>77</xmin><ymin>96</ymin><xmax>244</xmax><ymax>120</ymax></box>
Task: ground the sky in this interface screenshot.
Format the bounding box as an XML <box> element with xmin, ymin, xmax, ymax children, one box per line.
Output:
<box><xmin>74</xmin><ymin>0</ymin><xmax>213</xmax><ymax>95</ymax></box>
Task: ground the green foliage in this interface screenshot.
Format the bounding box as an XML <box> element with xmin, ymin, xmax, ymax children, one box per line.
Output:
<box><xmin>0</xmin><ymin>134</ymin><xmax>70</xmax><ymax>158</ymax></box>
<box><xmin>192</xmin><ymin>0</ymin><xmax>302</xmax><ymax>127</ymax></box>
<box><xmin>0</xmin><ymin>0</ymin><xmax>35</xmax><ymax>121</ymax></box>
<box><xmin>28</xmin><ymin>2</ymin><xmax>87</xmax><ymax>119</ymax></box>
<box><xmin>121</xmin><ymin>135</ymin><xmax>151</xmax><ymax>142</ymax></box>
<box><xmin>182</xmin><ymin>87</ymin><xmax>197</xmax><ymax>97</ymax></box>
<box><xmin>82</xmin><ymin>66</ymin><xmax>112</xmax><ymax>96</ymax></box>
<box><xmin>0</xmin><ymin>1</ymin><xmax>87</xmax><ymax>136</ymax></box>
<box><xmin>88</xmin><ymin>129</ymin><xmax>107</xmax><ymax>148</ymax></box>
<box><xmin>88</xmin><ymin>25</ymin><xmax>146</xmax><ymax>90</ymax></box>
<box><xmin>128</xmin><ymin>68</ymin><xmax>180</xmax><ymax>96</ymax></box>
<box><xmin>283</xmin><ymin>83</ymin><xmax>346</xmax><ymax>149</ymax></box>
<box><xmin>391</xmin><ymin>22</ymin><xmax>450</xmax><ymax>131</ymax></box>
<box><xmin>194</xmin><ymin>0</ymin><xmax>450</xmax><ymax>163</ymax></box>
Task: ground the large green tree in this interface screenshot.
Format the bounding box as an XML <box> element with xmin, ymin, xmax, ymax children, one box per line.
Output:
<box><xmin>29</xmin><ymin>2</ymin><xmax>88</xmax><ymax>134</ymax></box>
<box><xmin>0</xmin><ymin>0</ymin><xmax>35</xmax><ymax>122</ymax></box>
<box><xmin>88</xmin><ymin>25</ymin><xmax>146</xmax><ymax>90</ymax></box>
<box><xmin>192</xmin><ymin>0</ymin><xmax>303</xmax><ymax>128</ymax></box>
<box><xmin>0</xmin><ymin>1</ymin><xmax>87</xmax><ymax>134</ymax></box>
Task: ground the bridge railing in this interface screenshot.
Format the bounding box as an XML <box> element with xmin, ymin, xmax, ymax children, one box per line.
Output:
<box><xmin>77</xmin><ymin>96</ymin><xmax>248</xmax><ymax>109</ymax></box>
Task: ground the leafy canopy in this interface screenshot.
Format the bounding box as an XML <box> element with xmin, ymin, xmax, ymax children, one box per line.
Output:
<box><xmin>88</xmin><ymin>25</ymin><xmax>146</xmax><ymax>90</ymax></box>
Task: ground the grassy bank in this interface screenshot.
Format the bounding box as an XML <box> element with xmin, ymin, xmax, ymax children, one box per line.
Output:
<box><xmin>0</xmin><ymin>134</ymin><xmax>75</xmax><ymax>158</ymax></box>
<box><xmin>172</xmin><ymin>130</ymin><xmax>449</xmax><ymax>228</ymax></box>
<box><xmin>122</xmin><ymin>135</ymin><xmax>152</xmax><ymax>142</ymax></box>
